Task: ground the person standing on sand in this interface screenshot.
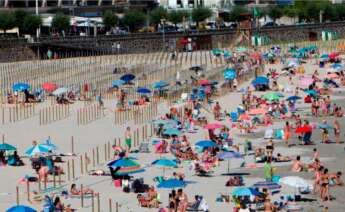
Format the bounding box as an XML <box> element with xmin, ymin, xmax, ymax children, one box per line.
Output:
<box><xmin>284</xmin><ymin>121</ymin><xmax>291</xmax><ymax>147</ymax></box>
<box><xmin>333</xmin><ymin>120</ymin><xmax>341</xmax><ymax>144</ymax></box>
<box><xmin>125</xmin><ymin>127</ymin><xmax>132</xmax><ymax>153</ymax></box>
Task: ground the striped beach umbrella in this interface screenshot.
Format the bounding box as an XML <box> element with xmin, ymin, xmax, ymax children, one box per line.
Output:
<box><xmin>25</xmin><ymin>144</ymin><xmax>51</xmax><ymax>157</ymax></box>
<box><xmin>109</xmin><ymin>158</ymin><xmax>144</xmax><ymax>176</ymax></box>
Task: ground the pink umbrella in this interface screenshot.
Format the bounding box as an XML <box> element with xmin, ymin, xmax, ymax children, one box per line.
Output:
<box><xmin>42</xmin><ymin>82</ymin><xmax>58</xmax><ymax>92</ymax></box>
<box><xmin>248</xmin><ymin>108</ymin><xmax>267</xmax><ymax>115</ymax></box>
<box><xmin>204</xmin><ymin>123</ymin><xmax>224</xmax><ymax>130</ymax></box>
<box><xmin>329</xmin><ymin>52</ymin><xmax>339</xmax><ymax>59</ymax></box>
<box><xmin>299</xmin><ymin>78</ymin><xmax>314</xmax><ymax>87</ymax></box>
<box><xmin>238</xmin><ymin>113</ymin><xmax>251</xmax><ymax>120</ymax></box>
<box><xmin>326</xmin><ymin>73</ymin><xmax>339</xmax><ymax>79</ymax></box>
<box><xmin>199</xmin><ymin>79</ymin><xmax>211</xmax><ymax>86</ymax></box>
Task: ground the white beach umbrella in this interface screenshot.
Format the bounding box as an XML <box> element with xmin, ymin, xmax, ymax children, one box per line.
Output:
<box><xmin>52</xmin><ymin>87</ymin><xmax>68</xmax><ymax>96</ymax></box>
<box><xmin>280</xmin><ymin>176</ymin><xmax>313</xmax><ymax>189</ymax></box>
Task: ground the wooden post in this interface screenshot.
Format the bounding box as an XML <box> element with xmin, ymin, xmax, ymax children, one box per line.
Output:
<box><xmin>16</xmin><ymin>186</ymin><xmax>19</xmax><ymax>205</ymax></box>
<box><xmin>67</xmin><ymin>160</ymin><xmax>70</xmax><ymax>181</ymax></box>
<box><xmin>26</xmin><ymin>181</ymin><xmax>30</xmax><ymax>201</ymax></box>
<box><xmin>92</xmin><ymin>148</ymin><xmax>95</xmax><ymax>167</ymax></box>
<box><xmin>72</xmin><ymin>159</ymin><xmax>75</xmax><ymax>179</ymax></box>
<box><xmin>96</xmin><ymin>146</ymin><xmax>99</xmax><ymax>165</ymax></box>
<box><xmin>71</xmin><ymin>136</ymin><xmax>75</xmax><ymax>154</ymax></box>
<box><xmin>80</xmin><ymin>155</ymin><xmax>84</xmax><ymax>175</ymax></box>
<box><xmin>85</xmin><ymin>153</ymin><xmax>88</xmax><ymax>173</ymax></box>
<box><xmin>97</xmin><ymin>193</ymin><xmax>100</xmax><ymax>212</ymax></box>
<box><xmin>116</xmin><ymin>202</ymin><xmax>119</xmax><ymax>212</ymax></box>
<box><xmin>53</xmin><ymin>174</ymin><xmax>56</xmax><ymax>188</ymax></box>
<box><xmin>109</xmin><ymin>198</ymin><xmax>112</xmax><ymax>212</ymax></box>
<box><xmin>58</xmin><ymin>173</ymin><xmax>62</xmax><ymax>186</ymax></box>
<box><xmin>81</xmin><ymin>184</ymin><xmax>84</xmax><ymax>208</ymax></box>
<box><xmin>91</xmin><ymin>191</ymin><xmax>95</xmax><ymax>212</ymax></box>
<box><xmin>104</xmin><ymin>143</ymin><xmax>107</xmax><ymax>161</ymax></box>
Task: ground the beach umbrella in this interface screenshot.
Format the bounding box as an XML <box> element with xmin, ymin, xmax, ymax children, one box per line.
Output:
<box><xmin>231</xmin><ymin>187</ymin><xmax>261</xmax><ymax>197</ymax></box>
<box><xmin>41</xmin><ymin>82</ymin><xmax>57</xmax><ymax>92</ymax></box>
<box><xmin>112</xmin><ymin>79</ymin><xmax>125</xmax><ymax>87</ymax></box>
<box><xmin>223</xmin><ymin>51</ymin><xmax>232</xmax><ymax>58</ymax></box>
<box><xmin>331</xmin><ymin>63</ymin><xmax>343</xmax><ymax>69</ymax></box>
<box><xmin>218</xmin><ymin>151</ymin><xmax>243</xmax><ymax>174</ymax></box>
<box><xmin>109</xmin><ymin>158</ymin><xmax>144</xmax><ymax>176</ymax></box>
<box><xmin>152</xmin><ymin>81</ymin><xmax>169</xmax><ymax>89</ymax></box>
<box><xmin>136</xmin><ymin>87</ymin><xmax>151</xmax><ymax>94</ymax></box>
<box><xmin>120</xmin><ymin>74</ymin><xmax>135</xmax><ymax>82</ymax></box>
<box><xmin>295</xmin><ymin>126</ymin><xmax>312</xmax><ymax>134</ymax></box>
<box><xmin>252</xmin><ymin>181</ymin><xmax>281</xmax><ymax>190</ymax></box>
<box><xmin>163</xmin><ymin>128</ymin><xmax>181</xmax><ymax>136</ymax></box>
<box><xmin>329</xmin><ymin>52</ymin><xmax>339</xmax><ymax>59</ymax></box>
<box><xmin>25</xmin><ymin>144</ymin><xmax>51</xmax><ymax>156</ymax></box>
<box><xmin>326</xmin><ymin>73</ymin><xmax>339</xmax><ymax>79</ymax></box>
<box><xmin>52</xmin><ymin>87</ymin><xmax>68</xmax><ymax>96</ymax></box>
<box><xmin>212</xmin><ymin>49</ymin><xmax>223</xmax><ymax>55</ymax></box>
<box><xmin>299</xmin><ymin>78</ymin><xmax>313</xmax><ymax>87</ymax></box>
<box><xmin>198</xmin><ymin>79</ymin><xmax>211</xmax><ymax>86</ymax></box>
<box><xmin>248</xmin><ymin>108</ymin><xmax>267</xmax><ymax>115</ymax></box>
<box><xmin>238</xmin><ymin>113</ymin><xmax>250</xmax><ymax>121</ymax></box>
<box><xmin>157</xmin><ymin>179</ymin><xmax>186</xmax><ymax>189</ymax></box>
<box><xmin>304</xmin><ymin>90</ymin><xmax>318</xmax><ymax>96</ymax></box>
<box><xmin>320</xmin><ymin>54</ymin><xmax>329</xmax><ymax>59</ymax></box>
<box><xmin>236</xmin><ymin>47</ymin><xmax>247</xmax><ymax>52</ymax></box>
<box><xmin>12</xmin><ymin>83</ymin><xmax>30</xmax><ymax>92</ymax></box>
<box><xmin>280</xmin><ymin>176</ymin><xmax>312</xmax><ymax>189</ymax></box>
<box><xmin>223</xmin><ymin>68</ymin><xmax>237</xmax><ymax>80</ymax></box>
<box><xmin>262</xmin><ymin>93</ymin><xmax>281</xmax><ymax>101</ymax></box>
<box><xmin>250</xmin><ymin>53</ymin><xmax>261</xmax><ymax>60</ymax></box>
<box><xmin>286</xmin><ymin>96</ymin><xmax>301</xmax><ymax>101</ymax></box>
<box><xmin>6</xmin><ymin>205</ymin><xmax>37</xmax><ymax>212</ymax></box>
<box><xmin>195</xmin><ymin>140</ymin><xmax>218</xmax><ymax>148</ymax></box>
<box><xmin>152</xmin><ymin>158</ymin><xmax>177</xmax><ymax>168</ymax></box>
<box><xmin>152</xmin><ymin>158</ymin><xmax>178</xmax><ymax>175</ymax></box>
<box><xmin>41</xmin><ymin>138</ymin><xmax>58</xmax><ymax>150</ymax></box>
<box><xmin>318</xmin><ymin>123</ymin><xmax>333</xmax><ymax>129</ymax></box>
<box><xmin>203</xmin><ymin>123</ymin><xmax>224</xmax><ymax>130</ymax></box>
<box><xmin>252</xmin><ymin>76</ymin><xmax>269</xmax><ymax>85</ymax></box>
<box><xmin>0</xmin><ymin>143</ymin><xmax>16</xmax><ymax>151</ymax></box>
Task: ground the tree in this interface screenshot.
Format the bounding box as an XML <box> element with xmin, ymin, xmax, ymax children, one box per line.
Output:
<box><xmin>122</xmin><ymin>10</ymin><xmax>146</xmax><ymax>32</ymax></box>
<box><xmin>51</xmin><ymin>13</ymin><xmax>70</xmax><ymax>33</ymax></box>
<box><xmin>0</xmin><ymin>11</ymin><xmax>16</xmax><ymax>34</ymax></box>
<box><xmin>149</xmin><ymin>6</ymin><xmax>168</xmax><ymax>27</ymax></box>
<box><xmin>13</xmin><ymin>10</ymin><xmax>28</xmax><ymax>34</ymax></box>
<box><xmin>191</xmin><ymin>7</ymin><xmax>212</xmax><ymax>26</ymax></box>
<box><xmin>102</xmin><ymin>10</ymin><xmax>118</xmax><ymax>30</ymax></box>
<box><xmin>23</xmin><ymin>15</ymin><xmax>42</xmax><ymax>35</ymax></box>
<box><xmin>268</xmin><ymin>6</ymin><xmax>283</xmax><ymax>23</ymax></box>
<box><xmin>283</xmin><ymin>6</ymin><xmax>298</xmax><ymax>18</ymax></box>
<box><xmin>228</xmin><ymin>6</ymin><xmax>248</xmax><ymax>22</ymax></box>
<box><xmin>168</xmin><ymin>10</ymin><xmax>189</xmax><ymax>27</ymax></box>
<box><xmin>335</xmin><ymin>4</ymin><xmax>345</xmax><ymax>21</ymax></box>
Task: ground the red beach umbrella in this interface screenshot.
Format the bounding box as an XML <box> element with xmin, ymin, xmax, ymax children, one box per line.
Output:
<box><xmin>42</xmin><ymin>82</ymin><xmax>58</xmax><ymax>92</ymax></box>
<box><xmin>295</xmin><ymin>126</ymin><xmax>312</xmax><ymax>134</ymax></box>
<box><xmin>204</xmin><ymin>123</ymin><xmax>224</xmax><ymax>130</ymax></box>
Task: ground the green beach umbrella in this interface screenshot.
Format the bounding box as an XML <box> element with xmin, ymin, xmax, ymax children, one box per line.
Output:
<box><xmin>262</xmin><ymin>93</ymin><xmax>281</xmax><ymax>101</ymax></box>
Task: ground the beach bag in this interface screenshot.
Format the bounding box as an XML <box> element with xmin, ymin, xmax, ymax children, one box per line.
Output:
<box><xmin>114</xmin><ymin>179</ymin><xmax>121</xmax><ymax>187</ymax></box>
<box><xmin>264</xmin><ymin>129</ymin><xmax>274</xmax><ymax>139</ymax></box>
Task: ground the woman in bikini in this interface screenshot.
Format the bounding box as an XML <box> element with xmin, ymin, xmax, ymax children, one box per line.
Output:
<box><xmin>266</xmin><ymin>140</ymin><xmax>274</xmax><ymax>162</ymax></box>
<box><xmin>320</xmin><ymin>168</ymin><xmax>330</xmax><ymax>201</ymax></box>
<box><xmin>334</xmin><ymin>120</ymin><xmax>341</xmax><ymax>144</ymax></box>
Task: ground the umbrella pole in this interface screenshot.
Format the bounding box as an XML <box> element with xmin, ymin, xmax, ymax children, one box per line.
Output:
<box><xmin>227</xmin><ymin>159</ymin><xmax>230</xmax><ymax>174</ymax></box>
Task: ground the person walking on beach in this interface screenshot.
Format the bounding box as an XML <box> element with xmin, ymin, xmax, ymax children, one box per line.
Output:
<box><xmin>125</xmin><ymin>127</ymin><xmax>132</xmax><ymax>153</ymax></box>
<box><xmin>333</xmin><ymin>120</ymin><xmax>341</xmax><ymax>144</ymax></box>
<box><xmin>284</xmin><ymin>121</ymin><xmax>291</xmax><ymax>147</ymax></box>
<box><xmin>213</xmin><ymin>102</ymin><xmax>221</xmax><ymax>121</ymax></box>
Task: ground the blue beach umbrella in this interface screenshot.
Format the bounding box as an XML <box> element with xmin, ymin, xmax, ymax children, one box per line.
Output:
<box><xmin>304</xmin><ymin>90</ymin><xmax>318</xmax><ymax>96</ymax></box>
<box><xmin>163</xmin><ymin>128</ymin><xmax>181</xmax><ymax>136</ymax></box>
<box><xmin>6</xmin><ymin>205</ymin><xmax>37</xmax><ymax>212</ymax></box>
<box><xmin>195</xmin><ymin>140</ymin><xmax>218</xmax><ymax>148</ymax></box>
<box><xmin>25</xmin><ymin>145</ymin><xmax>51</xmax><ymax>157</ymax></box>
<box><xmin>252</xmin><ymin>76</ymin><xmax>269</xmax><ymax>85</ymax></box>
<box><xmin>12</xmin><ymin>83</ymin><xmax>30</xmax><ymax>92</ymax></box>
<box><xmin>152</xmin><ymin>158</ymin><xmax>177</xmax><ymax>168</ymax></box>
<box><xmin>231</xmin><ymin>187</ymin><xmax>261</xmax><ymax>197</ymax></box>
<box><xmin>331</xmin><ymin>63</ymin><xmax>343</xmax><ymax>69</ymax></box>
<box><xmin>320</xmin><ymin>54</ymin><xmax>329</xmax><ymax>59</ymax></box>
<box><xmin>120</xmin><ymin>74</ymin><xmax>135</xmax><ymax>82</ymax></box>
<box><xmin>223</xmin><ymin>68</ymin><xmax>237</xmax><ymax>80</ymax></box>
<box><xmin>212</xmin><ymin>49</ymin><xmax>223</xmax><ymax>55</ymax></box>
<box><xmin>152</xmin><ymin>81</ymin><xmax>169</xmax><ymax>89</ymax></box>
<box><xmin>286</xmin><ymin>95</ymin><xmax>301</xmax><ymax>101</ymax></box>
<box><xmin>157</xmin><ymin>179</ymin><xmax>186</xmax><ymax>189</ymax></box>
<box><xmin>41</xmin><ymin>138</ymin><xmax>58</xmax><ymax>151</ymax></box>
<box><xmin>136</xmin><ymin>87</ymin><xmax>151</xmax><ymax>94</ymax></box>
<box><xmin>218</xmin><ymin>151</ymin><xmax>243</xmax><ymax>174</ymax></box>
<box><xmin>112</xmin><ymin>79</ymin><xmax>125</xmax><ymax>87</ymax></box>
<box><xmin>252</xmin><ymin>181</ymin><xmax>281</xmax><ymax>190</ymax></box>
<box><xmin>0</xmin><ymin>143</ymin><xmax>16</xmax><ymax>151</ymax></box>
<box><xmin>318</xmin><ymin>123</ymin><xmax>333</xmax><ymax>129</ymax></box>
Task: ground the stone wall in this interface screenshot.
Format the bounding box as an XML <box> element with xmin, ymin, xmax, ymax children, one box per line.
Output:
<box><xmin>0</xmin><ymin>46</ymin><xmax>36</xmax><ymax>63</ymax></box>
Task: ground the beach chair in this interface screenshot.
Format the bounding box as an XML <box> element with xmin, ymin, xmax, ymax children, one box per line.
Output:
<box><xmin>138</xmin><ymin>143</ymin><xmax>150</xmax><ymax>153</ymax></box>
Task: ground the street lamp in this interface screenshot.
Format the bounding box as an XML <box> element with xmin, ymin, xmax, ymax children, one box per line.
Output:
<box><xmin>161</xmin><ymin>18</ymin><xmax>166</xmax><ymax>50</ymax></box>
